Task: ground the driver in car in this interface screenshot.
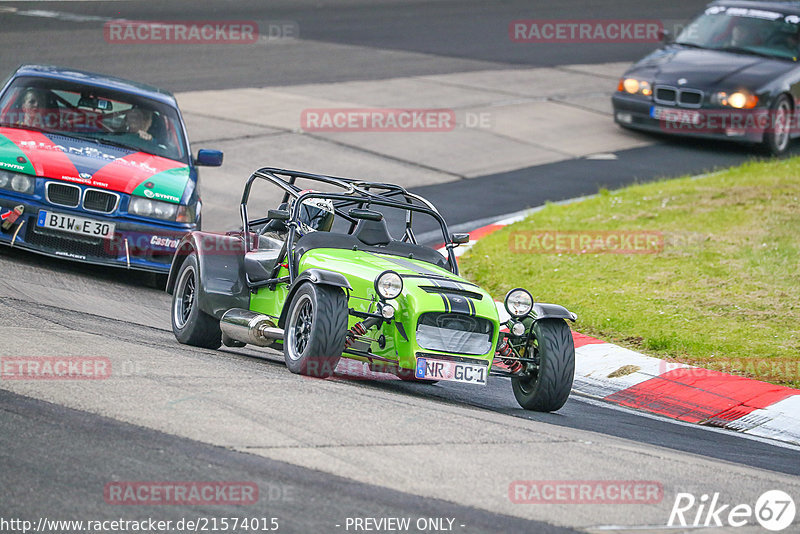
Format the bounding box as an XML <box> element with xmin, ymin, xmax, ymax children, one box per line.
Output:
<box><xmin>125</xmin><ymin>106</ymin><xmax>154</xmax><ymax>140</ymax></box>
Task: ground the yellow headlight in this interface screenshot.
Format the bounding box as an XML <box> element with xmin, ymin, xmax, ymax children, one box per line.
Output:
<box><xmin>623</xmin><ymin>78</ymin><xmax>640</xmax><ymax>94</ymax></box>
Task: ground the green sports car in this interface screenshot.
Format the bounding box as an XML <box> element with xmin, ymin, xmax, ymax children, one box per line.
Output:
<box><xmin>166</xmin><ymin>168</ymin><xmax>577</xmax><ymax>412</ymax></box>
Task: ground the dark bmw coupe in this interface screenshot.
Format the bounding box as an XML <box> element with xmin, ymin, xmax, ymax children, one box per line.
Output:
<box><xmin>612</xmin><ymin>0</ymin><xmax>800</xmax><ymax>155</ymax></box>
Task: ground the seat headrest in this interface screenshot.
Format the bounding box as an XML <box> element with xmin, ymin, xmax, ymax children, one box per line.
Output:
<box><xmin>354</xmin><ymin>218</ymin><xmax>392</xmax><ymax>246</ymax></box>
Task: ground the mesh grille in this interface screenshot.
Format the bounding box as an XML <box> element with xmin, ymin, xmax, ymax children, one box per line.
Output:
<box><xmin>83</xmin><ymin>189</ymin><xmax>117</xmax><ymax>213</ymax></box>
<box><xmin>25</xmin><ymin>222</ymin><xmax>117</xmax><ymax>259</ymax></box>
<box><xmin>416</xmin><ymin>312</ymin><xmax>494</xmax><ymax>355</ymax></box>
<box><xmin>46</xmin><ymin>183</ymin><xmax>80</xmax><ymax>207</ymax></box>
<box><xmin>679</xmin><ymin>90</ymin><xmax>703</xmax><ymax>106</ymax></box>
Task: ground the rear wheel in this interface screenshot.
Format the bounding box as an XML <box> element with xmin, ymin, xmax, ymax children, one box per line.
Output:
<box><xmin>511</xmin><ymin>319</ymin><xmax>575</xmax><ymax>412</ymax></box>
<box><xmin>171</xmin><ymin>253</ymin><xmax>221</xmax><ymax>349</ymax></box>
<box><xmin>284</xmin><ymin>283</ymin><xmax>347</xmax><ymax>378</ymax></box>
<box><xmin>763</xmin><ymin>95</ymin><xmax>792</xmax><ymax>156</ymax></box>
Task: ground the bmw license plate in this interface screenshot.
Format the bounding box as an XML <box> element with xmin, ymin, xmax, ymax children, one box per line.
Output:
<box><xmin>415</xmin><ymin>357</ymin><xmax>487</xmax><ymax>385</ymax></box>
<box><xmin>37</xmin><ymin>210</ymin><xmax>115</xmax><ymax>239</ymax></box>
<box><xmin>651</xmin><ymin>106</ymin><xmax>701</xmax><ymax>125</ymax></box>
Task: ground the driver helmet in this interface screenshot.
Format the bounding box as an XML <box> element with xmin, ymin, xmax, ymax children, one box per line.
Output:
<box><xmin>295</xmin><ymin>195</ymin><xmax>334</xmax><ymax>234</ymax></box>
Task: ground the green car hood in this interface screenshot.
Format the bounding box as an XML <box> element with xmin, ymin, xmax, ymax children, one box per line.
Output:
<box><xmin>298</xmin><ymin>247</ymin><xmax>499</xmax><ymax>321</ymax></box>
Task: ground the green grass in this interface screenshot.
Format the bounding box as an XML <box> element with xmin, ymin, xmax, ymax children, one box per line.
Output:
<box><xmin>459</xmin><ymin>158</ymin><xmax>800</xmax><ymax>388</ymax></box>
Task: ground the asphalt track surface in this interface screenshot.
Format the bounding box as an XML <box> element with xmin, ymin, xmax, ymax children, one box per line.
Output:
<box><xmin>2</xmin><ymin>1</ymin><xmax>799</xmax><ymax>533</ymax></box>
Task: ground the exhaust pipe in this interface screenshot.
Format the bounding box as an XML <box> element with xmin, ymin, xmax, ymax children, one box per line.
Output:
<box><xmin>220</xmin><ymin>308</ymin><xmax>284</xmax><ymax>348</ymax></box>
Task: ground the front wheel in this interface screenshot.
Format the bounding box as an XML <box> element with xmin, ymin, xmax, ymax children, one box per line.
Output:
<box><xmin>763</xmin><ymin>95</ymin><xmax>792</xmax><ymax>156</ymax></box>
<box><xmin>171</xmin><ymin>253</ymin><xmax>222</xmax><ymax>349</ymax></box>
<box><xmin>511</xmin><ymin>319</ymin><xmax>575</xmax><ymax>412</ymax></box>
<box><xmin>284</xmin><ymin>283</ymin><xmax>348</xmax><ymax>378</ymax></box>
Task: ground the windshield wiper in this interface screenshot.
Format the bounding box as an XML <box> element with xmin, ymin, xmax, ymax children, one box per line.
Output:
<box><xmin>65</xmin><ymin>132</ymin><xmax>140</xmax><ymax>152</ymax></box>
<box><xmin>718</xmin><ymin>46</ymin><xmax>782</xmax><ymax>59</ymax></box>
<box><xmin>675</xmin><ymin>41</ymin><xmax>707</xmax><ymax>49</ymax></box>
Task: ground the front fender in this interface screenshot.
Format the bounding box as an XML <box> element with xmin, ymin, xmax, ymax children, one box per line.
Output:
<box><xmin>166</xmin><ymin>231</ymin><xmax>250</xmax><ymax>319</ymax></box>
<box><xmin>278</xmin><ymin>269</ymin><xmax>351</xmax><ymax>328</ymax></box>
<box><xmin>533</xmin><ymin>302</ymin><xmax>577</xmax><ymax>322</ymax></box>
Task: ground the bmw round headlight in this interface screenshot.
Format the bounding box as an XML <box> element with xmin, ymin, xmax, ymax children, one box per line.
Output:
<box><xmin>0</xmin><ymin>171</ymin><xmax>11</xmax><ymax>189</ymax></box>
<box><xmin>130</xmin><ymin>197</ymin><xmax>154</xmax><ymax>217</ymax></box>
<box><xmin>619</xmin><ymin>78</ymin><xmax>652</xmax><ymax>97</ymax></box>
<box><xmin>9</xmin><ymin>173</ymin><xmax>35</xmax><ymax>194</ymax></box>
<box><xmin>153</xmin><ymin>202</ymin><xmax>177</xmax><ymax>220</ymax></box>
<box><xmin>504</xmin><ymin>288</ymin><xmax>533</xmax><ymax>318</ymax></box>
<box><xmin>375</xmin><ymin>270</ymin><xmax>403</xmax><ymax>300</ymax></box>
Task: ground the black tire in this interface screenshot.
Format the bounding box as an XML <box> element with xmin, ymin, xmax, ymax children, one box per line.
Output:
<box><xmin>171</xmin><ymin>253</ymin><xmax>221</xmax><ymax>349</ymax></box>
<box><xmin>511</xmin><ymin>319</ymin><xmax>575</xmax><ymax>412</ymax></box>
<box><xmin>763</xmin><ymin>94</ymin><xmax>792</xmax><ymax>156</ymax></box>
<box><xmin>284</xmin><ymin>283</ymin><xmax>347</xmax><ymax>378</ymax></box>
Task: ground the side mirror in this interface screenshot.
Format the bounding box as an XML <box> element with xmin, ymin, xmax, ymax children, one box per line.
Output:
<box><xmin>659</xmin><ymin>28</ymin><xmax>672</xmax><ymax>44</ymax></box>
<box><xmin>195</xmin><ymin>149</ymin><xmax>223</xmax><ymax>167</ymax></box>
<box><xmin>268</xmin><ymin>209</ymin><xmax>290</xmax><ymax>221</ymax></box>
<box><xmin>451</xmin><ymin>233</ymin><xmax>470</xmax><ymax>245</ymax></box>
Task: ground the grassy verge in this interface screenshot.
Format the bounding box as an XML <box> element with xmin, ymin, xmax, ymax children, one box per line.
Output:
<box><xmin>459</xmin><ymin>158</ymin><xmax>800</xmax><ymax>388</ymax></box>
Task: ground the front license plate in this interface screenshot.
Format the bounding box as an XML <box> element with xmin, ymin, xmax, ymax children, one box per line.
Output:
<box><xmin>651</xmin><ymin>106</ymin><xmax>701</xmax><ymax>125</ymax></box>
<box><xmin>36</xmin><ymin>210</ymin><xmax>115</xmax><ymax>239</ymax></box>
<box><xmin>415</xmin><ymin>357</ymin><xmax>487</xmax><ymax>385</ymax></box>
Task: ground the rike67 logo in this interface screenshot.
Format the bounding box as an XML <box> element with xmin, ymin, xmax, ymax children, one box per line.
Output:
<box><xmin>668</xmin><ymin>490</ymin><xmax>796</xmax><ymax>531</ymax></box>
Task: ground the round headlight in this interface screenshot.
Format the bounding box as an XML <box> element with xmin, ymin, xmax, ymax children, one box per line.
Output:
<box><xmin>130</xmin><ymin>198</ymin><xmax>154</xmax><ymax>217</ymax></box>
<box><xmin>380</xmin><ymin>303</ymin><xmax>395</xmax><ymax>319</ymax></box>
<box><xmin>504</xmin><ymin>288</ymin><xmax>533</xmax><ymax>318</ymax></box>
<box><xmin>623</xmin><ymin>78</ymin><xmax>640</xmax><ymax>94</ymax></box>
<box><xmin>0</xmin><ymin>172</ymin><xmax>10</xmax><ymax>188</ymax></box>
<box><xmin>10</xmin><ymin>174</ymin><xmax>34</xmax><ymax>194</ymax></box>
<box><xmin>375</xmin><ymin>270</ymin><xmax>403</xmax><ymax>300</ymax></box>
<box><xmin>727</xmin><ymin>92</ymin><xmax>748</xmax><ymax>109</ymax></box>
<box><xmin>510</xmin><ymin>321</ymin><xmax>526</xmax><ymax>337</ymax></box>
<box><xmin>153</xmin><ymin>202</ymin><xmax>177</xmax><ymax>220</ymax></box>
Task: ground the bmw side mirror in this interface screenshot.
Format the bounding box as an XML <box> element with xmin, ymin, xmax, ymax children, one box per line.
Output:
<box><xmin>268</xmin><ymin>209</ymin><xmax>290</xmax><ymax>221</ymax></box>
<box><xmin>195</xmin><ymin>149</ymin><xmax>223</xmax><ymax>167</ymax></box>
<box><xmin>660</xmin><ymin>28</ymin><xmax>672</xmax><ymax>44</ymax></box>
<box><xmin>451</xmin><ymin>233</ymin><xmax>470</xmax><ymax>245</ymax></box>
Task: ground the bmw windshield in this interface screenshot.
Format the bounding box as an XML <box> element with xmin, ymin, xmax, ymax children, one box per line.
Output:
<box><xmin>0</xmin><ymin>76</ymin><xmax>188</xmax><ymax>162</ymax></box>
<box><xmin>675</xmin><ymin>5</ymin><xmax>800</xmax><ymax>60</ymax></box>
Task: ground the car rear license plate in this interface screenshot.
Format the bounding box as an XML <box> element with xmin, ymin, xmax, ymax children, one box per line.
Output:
<box><xmin>651</xmin><ymin>106</ymin><xmax>701</xmax><ymax>125</ymax></box>
<box><xmin>36</xmin><ymin>210</ymin><xmax>115</xmax><ymax>239</ymax></box>
<box><xmin>415</xmin><ymin>357</ymin><xmax>487</xmax><ymax>385</ymax></box>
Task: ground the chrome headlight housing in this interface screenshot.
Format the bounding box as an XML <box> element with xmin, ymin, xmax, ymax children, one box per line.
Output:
<box><xmin>504</xmin><ymin>288</ymin><xmax>533</xmax><ymax>318</ymax></box>
<box><xmin>375</xmin><ymin>270</ymin><xmax>403</xmax><ymax>300</ymax></box>
<box><xmin>129</xmin><ymin>196</ymin><xmax>196</xmax><ymax>222</ymax></box>
<box><xmin>0</xmin><ymin>171</ymin><xmax>35</xmax><ymax>195</ymax></box>
<box><xmin>618</xmin><ymin>77</ymin><xmax>653</xmax><ymax>97</ymax></box>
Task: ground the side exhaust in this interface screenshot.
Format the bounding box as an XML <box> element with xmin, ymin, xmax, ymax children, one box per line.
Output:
<box><xmin>220</xmin><ymin>308</ymin><xmax>284</xmax><ymax>348</ymax></box>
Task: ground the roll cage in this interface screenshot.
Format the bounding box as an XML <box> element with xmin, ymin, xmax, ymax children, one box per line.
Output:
<box><xmin>239</xmin><ymin>168</ymin><xmax>462</xmax><ymax>287</ymax></box>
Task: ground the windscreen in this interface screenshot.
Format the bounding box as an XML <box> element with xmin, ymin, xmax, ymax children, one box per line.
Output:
<box><xmin>676</xmin><ymin>5</ymin><xmax>800</xmax><ymax>60</ymax></box>
<box><xmin>0</xmin><ymin>76</ymin><xmax>188</xmax><ymax>162</ymax></box>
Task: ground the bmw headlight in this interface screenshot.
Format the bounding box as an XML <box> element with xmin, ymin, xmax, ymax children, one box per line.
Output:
<box><xmin>504</xmin><ymin>288</ymin><xmax>533</xmax><ymax>318</ymax></box>
<box><xmin>375</xmin><ymin>270</ymin><xmax>403</xmax><ymax>300</ymax></box>
<box><xmin>0</xmin><ymin>171</ymin><xmax>35</xmax><ymax>195</ymax></box>
<box><xmin>618</xmin><ymin>78</ymin><xmax>652</xmax><ymax>97</ymax></box>
<box><xmin>711</xmin><ymin>90</ymin><xmax>758</xmax><ymax>109</ymax></box>
<box><xmin>129</xmin><ymin>196</ymin><xmax>183</xmax><ymax>221</ymax></box>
